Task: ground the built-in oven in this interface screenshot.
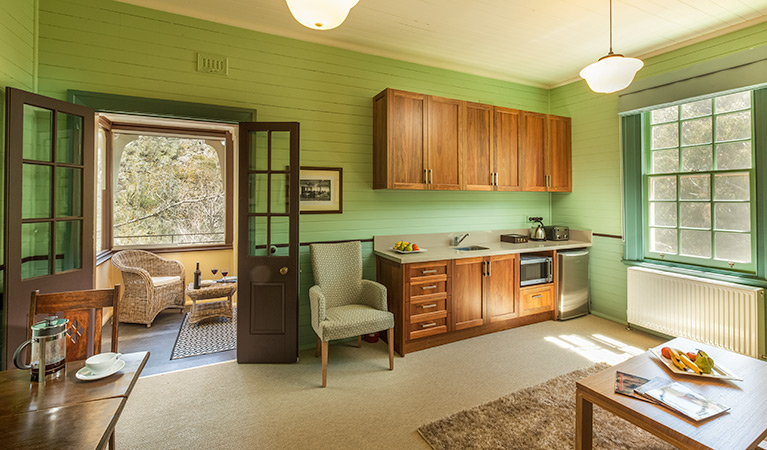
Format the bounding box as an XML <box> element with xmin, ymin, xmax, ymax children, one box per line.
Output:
<box><xmin>520</xmin><ymin>255</ymin><xmax>553</xmax><ymax>287</ymax></box>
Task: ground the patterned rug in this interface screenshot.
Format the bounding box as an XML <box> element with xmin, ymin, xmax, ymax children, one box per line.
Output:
<box><xmin>171</xmin><ymin>308</ymin><xmax>237</xmax><ymax>360</ymax></box>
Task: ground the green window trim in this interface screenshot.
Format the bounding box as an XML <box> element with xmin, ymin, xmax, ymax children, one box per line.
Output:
<box><xmin>623</xmin><ymin>87</ymin><xmax>767</xmax><ymax>282</ymax></box>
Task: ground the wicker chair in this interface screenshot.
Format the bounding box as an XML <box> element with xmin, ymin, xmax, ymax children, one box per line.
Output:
<box><xmin>111</xmin><ymin>250</ymin><xmax>185</xmax><ymax>327</ymax></box>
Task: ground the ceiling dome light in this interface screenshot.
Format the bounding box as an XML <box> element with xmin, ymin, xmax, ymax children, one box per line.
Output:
<box><xmin>579</xmin><ymin>53</ymin><xmax>644</xmax><ymax>93</ymax></box>
<box><xmin>580</xmin><ymin>0</ymin><xmax>643</xmax><ymax>94</ymax></box>
<box><xmin>286</xmin><ymin>0</ymin><xmax>360</xmax><ymax>31</ymax></box>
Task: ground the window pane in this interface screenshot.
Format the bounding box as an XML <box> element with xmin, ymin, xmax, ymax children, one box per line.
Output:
<box><xmin>680</xmin><ymin>230</ymin><xmax>711</xmax><ymax>258</ymax></box>
<box><xmin>650</xmin><ymin>106</ymin><xmax>678</xmax><ymax>124</ymax></box>
<box><xmin>679</xmin><ymin>175</ymin><xmax>710</xmax><ymax>200</ymax></box>
<box><xmin>681</xmin><ymin>117</ymin><xmax>712</xmax><ymax>146</ymax></box>
<box><xmin>23</xmin><ymin>105</ymin><xmax>52</xmax><ymax>162</ymax></box>
<box><xmin>715</xmin><ymin>232</ymin><xmax>751</xmax><ymax>263</ymax></box>
<box><xmin>680</xmin><ymin>202</ymin><xmax>710</xmax><ymax>229</ymax></box>
<box><xmin>649</xmin><ymin>176</ymin><xmax>676</xmax><ymax>200</ymax></box>
<box><xmin>714</xmin><ymin>203</ymin><xmax>750</xmax><ymax>232</ymax></box>
<box><xmin>651</xmin><ymin>149</ymin><xmax>678</xmax><ymax>174</ymax></box>
<box><xmin>271</xmin><ymin>173</ymin><xmax>288</xmax><ymax>214</ymax></box>
<box><xmin>716</xmin><ymin>141</ymin><xmax>751</xmax><ymax>170</ymax></box>
<box><xmin>56</xmin><ymin>112</ymin><xmax>83</xmax><ymax>164</ymax></box>
<box><xmin>22</xmin><ymin>164</ymin><xmax>51</xmax><ymax>219</ymax></box>
<box><xmin>56</xmin><ymin>167</ymin><xmax>82</xmax><ymax>217</ymax></box>
<box><xmin>714</xmin><ymin>173</ymin><xmax>749</xmax><ymax>201</ymax></box>
<box><xmin>22</xmin><ymin>222</ymin><xmax>51</xmax><ymax>279</ymax></box>
<box><xmin>680</xmin><ymin>145</ymin><xmax>712</xmax><ymax>172</ymax></box>
<box><xmin>649</xmin><ymin>202</ymin><xmax>676</xmax><ymax>227</ymax></box>
<box><xmin>56</xmin><ymin>220</ymin><xmax>81</xmax><ymax>272</ymax></box>
<box><xmin>248</xmin><ymin>216</ymin><xmax>268</xmax><ymax>256</ymax></box>
<box><xmin>96</xmin><ymin>127</ymin><xmax>106</xmax><ymax>250</ymax></box>
<box><xmin>715</xmin><ymin>91</ymin><xmax>750</xmax><ymax>113</ymax></box>
<box><xmin>271</xmin><ymin>131</ymin><xmax>291</xmax><ymax>172</ymax></box>
<box><xmin>680</xmin><ymin>99</ymin><xmax>712</xmax><ymax>119</ymax></box>
<box><xmin>249</xmin><ymin>131</ymin><xmax>268</xmax><ymax>171</ymax></box>
<box><xmin>271</xmin><ymin>216</ymin><xmax>290</xmax><ymax>257</ymax></box>
<box><xmin>651</xmin><ymin>123</ymin><xmax>678</xmax><ymax>149</ymax></box>
<box><xmin>715</xmin><ymin>111</ymin><xmax>751</xmax><ymax>141</ymax></box>
<box><xmin>650</xmin><ymin>228</ymin><xmax>677</xmax><ymax>254</ymax></box>
<box><xmin>249</xmin><ymin>174</ymin><xmax>268</xmax><ymax>213</ymax></box>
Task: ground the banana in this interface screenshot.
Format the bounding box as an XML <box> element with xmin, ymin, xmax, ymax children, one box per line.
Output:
<box><xmin>677</xmin><ymin>352</ymin><xmax>703</xmax><ymax>375</ymax></box>
<box><xmin>668</xmin><ymin>348</ymin><xmax>687</xmax><ymax>372</ymax></box>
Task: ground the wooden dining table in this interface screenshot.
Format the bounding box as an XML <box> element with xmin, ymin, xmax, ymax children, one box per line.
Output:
<box><xmin>0</xmin><ymin>351</ymin><xmax>149</xmax><ymax>449</ymax></box>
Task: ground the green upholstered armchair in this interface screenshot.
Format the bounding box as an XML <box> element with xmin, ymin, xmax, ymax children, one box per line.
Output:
<box><xmin>309</xmin><ymin>241</ymin><xmax>394</xmax><ymax>387</ymax></box>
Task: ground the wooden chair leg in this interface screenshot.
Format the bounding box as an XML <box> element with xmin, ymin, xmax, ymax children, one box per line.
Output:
<box><xmin>357</xmin><ymin>335</ymin><xmax>362</xmax><ymax>348</ymax></box>
<box><xmin>315</xmin><ymin>336</ymin><xmax>321</xmax><ymax>357</ymax></box>
<box><xmin>321</xmin><ymin>340</ymin><xmax>328</xmax><ymax>388</ymax></box>
<box><xmin>388</xmin><ymin>328</ymin><xmax>394</xmax><ymax>370</ymax></box>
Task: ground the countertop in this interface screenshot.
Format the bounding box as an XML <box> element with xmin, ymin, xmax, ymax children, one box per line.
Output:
<box><xmin>373</xmin><ymin>229</ymin><xmax>592</xmax><ymax>264</ymax></box>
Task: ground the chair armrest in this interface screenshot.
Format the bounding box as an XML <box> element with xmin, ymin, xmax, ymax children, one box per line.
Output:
<box><xmin>309</xmin><ymin>286</ymin><xmax>327</xmax><ymax>330</ymax></box>
<box><xmin>152</xmin><ymin>255</ymin><xmax>185</xmax><ymax>277</ymax></box>
<box><xmin>359</xmin><ymin>280</ymin><xmax>388</xmax><ymax>311</ymax></box>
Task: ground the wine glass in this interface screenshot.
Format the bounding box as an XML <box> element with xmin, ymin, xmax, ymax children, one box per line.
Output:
<box><xmin>211</xmin><ymin>268</ymin><xmax>218</xmax><ymax>278</ymax></box>
<box><xmin>221</xmin><ymin>268</ymin><xmax>229</xmax><ymax>281</ymax></box>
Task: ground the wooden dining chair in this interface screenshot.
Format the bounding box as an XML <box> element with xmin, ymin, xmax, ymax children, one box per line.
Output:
<box><xmin>28</xmin><ymin>285</ymin><xmax>122</xmax><ymax>450</ymax></box>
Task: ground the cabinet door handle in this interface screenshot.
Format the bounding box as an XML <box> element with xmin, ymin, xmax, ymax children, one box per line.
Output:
<box><xmin>482</xmin><ymin>261</ymin><xmax>487</xmax><ymax>277</ymax></box>
<box><xmin>532</xmin><ymin>294</ymin><xmax>543</xmax><ymax>298</ymax></box>
<box><xmin>429</xmin><ymin>169</ymin><xmax>433</xmax><ymax>184</ymax></box>
<box><xmin>488</xmin><ymin>260</ymin><xmax>492</xmax><ymax>277</ymax></box>
<box><xmin>422</xmin><ymin>303</ymin><xmax>437</xmax><ymax>309</ymax></box>
<box><xmin>421</xmin><ymin>269</ymin><xmax>437</xmax><ymax>274</ymax></box>
<box><xmin>424</xmin><ymin>169</ymin><xmax>428</xmax><ymax>184</ymax></box>
<box><xmin>494</xmin><ymin>172</ymin><xmax>499</xmax><ymax>186</ymax></box>
<box><xmin>421</xmin><ymin>322</ymin><xmax>437</xmax><ymax>328</ymax></box>
<box><xmin>422</xmin><ymin>285</ymin><xmax>438</xmax><ymax>290</ymax></box>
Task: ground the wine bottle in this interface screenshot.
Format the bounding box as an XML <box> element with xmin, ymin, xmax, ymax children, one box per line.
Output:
<box><xmin>193</xmin><ymin>262</ymin><xmax>201</xmax><ymax>289</ymax></box>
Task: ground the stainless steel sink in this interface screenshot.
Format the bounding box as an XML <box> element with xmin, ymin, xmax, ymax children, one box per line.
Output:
<box><xmin>454</xmin><ymin>245</ymin><xmax>489</xmax><ymax>251</ymax></box>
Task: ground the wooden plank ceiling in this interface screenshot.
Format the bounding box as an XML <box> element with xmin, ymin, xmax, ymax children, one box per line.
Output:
<box><xmin>117</xmin><ymin>0</ymin><xmax>767</xmax><ymax>87</ymax></box>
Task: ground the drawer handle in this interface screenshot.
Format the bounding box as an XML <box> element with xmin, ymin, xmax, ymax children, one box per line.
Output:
<box><xmin>421</xmin><ymin>303</ymin><xmax>438</xmax><ymax>309</ymax></box>
<box><xmin>532</xmin><ymin>294</ymin><xmax>543</xmax><ymax>298</ymax></box>
<box><xmin>422</xmin><ymin>285</ymin><xmax>438</xmax><ymax>290</ymax></box>
<box><xmin>421</xmin><ymin>269</ymin><xmax>438</xmax><ymax>274</ymax></box>
<box><xmin>421</xmin><ymin>322</ymin><xmax>437</xmax><ymax>328</ymax></box>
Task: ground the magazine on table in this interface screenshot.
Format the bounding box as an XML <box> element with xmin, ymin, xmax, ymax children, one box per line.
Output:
<box><xmin>637</xmin><ymin>377</ymin><xmax>730</xmax><ymax>421</ymax></box>
<box><xmin>217</xmin><ymin>276</ymin><xmax>237</xmax><ymax>283</ymax></box>
<box><xmin>614</xmin><ymin>372</ymin><xmax>657</xmax><ymax>403</ymax></box>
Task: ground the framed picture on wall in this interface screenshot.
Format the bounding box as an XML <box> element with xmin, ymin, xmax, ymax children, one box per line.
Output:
<box><xmin>299</xmin><ymin>167</ymin><xmax>343</xmax><ymax>214</ymax></box>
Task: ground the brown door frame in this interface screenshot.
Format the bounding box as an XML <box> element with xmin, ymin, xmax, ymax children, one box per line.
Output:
<box><xmin>4</xmin><ymin>87</ymin><xmax>95</xmax><ymax>370</ymax></box>
<box><xmin>237</xmin><ymin>122</ymin><xmax>299</xmax><ymax>363</ymax></box>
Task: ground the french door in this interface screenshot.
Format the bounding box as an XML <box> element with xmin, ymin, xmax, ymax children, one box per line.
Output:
<box><xmin>3</xmin><ymin>88</ymin><xmax>95</xmax><ymax>369</ymax></box>
<box><xmin>237</xmin><ymin>122</ymin><xmax>299</xmax><ymax>363</ymax></box>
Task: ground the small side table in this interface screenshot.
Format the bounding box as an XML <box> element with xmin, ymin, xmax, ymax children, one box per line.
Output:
<box><xmin>185</xmin><ymin>282</ymin><xmax>237</xmax><ymax>325</ymax></box>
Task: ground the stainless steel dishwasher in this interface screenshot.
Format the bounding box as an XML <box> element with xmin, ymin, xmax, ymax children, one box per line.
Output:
<box><xmin>556</xmin><ymin>248</ymin><xmax>590</xmax><ymax>320</ymax></box>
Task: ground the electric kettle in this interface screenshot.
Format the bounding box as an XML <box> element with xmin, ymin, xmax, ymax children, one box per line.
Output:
<box><xmin>529</xmin><ymin>217</ymin><xmax>546</xmax><ymax>241</ymax></box>
<box><xmin>13</xmin><ymin>316</ymin><xmax>69</xmax><ymax>382</ymax></box>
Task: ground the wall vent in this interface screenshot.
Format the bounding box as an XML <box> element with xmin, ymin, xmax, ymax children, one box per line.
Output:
<box><xmin>197</xmin><ymin>53</ymin><xmax>228</xmax><ymax>75</ymax></box>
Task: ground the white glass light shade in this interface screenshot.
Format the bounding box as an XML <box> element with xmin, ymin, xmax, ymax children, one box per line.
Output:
<box><xmin>579</xmin><ymin>54</ymin><xmax>644</xmax><ymax>93</ymax></box>
<box><xmin>286</xmin><ymin>0</ymin><xmax>360</xmax><ymax>30</ymax></box>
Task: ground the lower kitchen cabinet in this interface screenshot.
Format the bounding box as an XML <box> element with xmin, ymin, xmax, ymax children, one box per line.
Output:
<box><xmin>452</xmin><ymin>257</ymin><xmax>485</xmax><ymax>330</ymax></box>
<box><xmin>519</xmin><ymin>284</ymin><xmax>555</xmax><ymax>316</ymax></box>
<box><xmin>486</xmin><ymin>254</ymin><xmax>519</xmax><ymax>322</ymax></box>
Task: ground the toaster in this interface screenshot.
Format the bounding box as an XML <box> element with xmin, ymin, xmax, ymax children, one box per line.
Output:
<box><xmin>544</xmin><ymin>226</ymin><xmax>569</xmax><ymax>241</ymax></box>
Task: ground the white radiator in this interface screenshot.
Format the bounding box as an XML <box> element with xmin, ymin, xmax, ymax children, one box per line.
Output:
<box><xmin>627</xmin><ymin>267</ymin><xmax>766</xmax><ymax>359</ymax></box>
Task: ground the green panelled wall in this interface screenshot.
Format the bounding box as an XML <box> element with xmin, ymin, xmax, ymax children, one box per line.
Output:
<box><xmin>550</xmin><ymin>22</ymin><xmax>767</xmax><ymax>323</ymax></box>
<box><xmin>35</xmin><ymin>0</ymin><xmax>553</xmax><ymax>349</ymax></box>
<box><xmin>0</xmin><ymin>0</ymin><xmax>36</xmax><ymax>366</ymax></box>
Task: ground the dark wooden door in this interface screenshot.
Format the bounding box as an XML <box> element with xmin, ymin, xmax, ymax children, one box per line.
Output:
<box><xmin>494</xmin><ymin>107</ymin><xmax>521</xmax><ymax>191</ymax></box>
<box><xmin>486</xmin><ymin>254</ymin><xmax>518</xmax><ymax>323</ymax></box>
<box><xmin>520</xmin><ymin>111</ymin><xmax>547</xmax><ymax>192</ymax></box>
<box><xmin>3</xmin><ymin>88</ymin><xmax>95</xmax><ymax>370</ymax></box>
<box><xmin>427</xmin><ymin>95</ymin><xmax>462</xmax><ymax>190</ymax></box>
<box><xmin>237</xmin><ymin>122</ymin><xmax>299</xmax><ymax>363</ymax></box>
<box><xmin>547</xmin><ymin>115</ymin><xmax>572</xmax><ymax>192</ymax></box>
<box><xmin>451</xmin><ymin>257</ymin><xmax>484</xmax><ymax>331</ymax></box>
<box><xmin>464</xmin><ymin>102</ymin><xmax>493</xmax><ymax>191</ymax></box>
<box><xmin>389</xmin><ymin>90</ymin><xmax>428</xmax><ymax>190</ymax></box>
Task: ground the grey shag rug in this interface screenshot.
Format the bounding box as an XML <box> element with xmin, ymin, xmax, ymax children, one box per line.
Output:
<box><xmin>418</xmin><ymin>364</ymin><xmax>676</xmax><ymax>450</ymax></box>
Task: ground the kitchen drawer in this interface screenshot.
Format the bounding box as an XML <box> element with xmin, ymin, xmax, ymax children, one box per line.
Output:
<box><xmin>520</xmin><ymin>284</ymin><xmax>554</xmax><ymax>316</ymax></box>
<box><xmin>409</xmin><ymin>315</ymin><xmax>447</xmax><ymax>340</ymax></box>
<box><xmin>409</xmin><ymin>298</ymin><xmax>447</xmax><ymax>317</ymax></box>
<box><xmin>409</xmin><ymin>262</ymin><xmax>448</xmax><ymax>280</ymax></box>
<box><xmin>409</xmin><ymin>279</ymin><xmax>447</xmax><ymax>298</ymax></box>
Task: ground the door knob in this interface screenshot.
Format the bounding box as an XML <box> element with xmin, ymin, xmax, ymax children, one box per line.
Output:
<box><xmin>280</xmin><ymin>266</ymin><xmax>289</xmax><ymax>275</ymax></box>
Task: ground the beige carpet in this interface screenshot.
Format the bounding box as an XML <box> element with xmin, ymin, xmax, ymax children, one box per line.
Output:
<box><xmin>418</xmin><ymin>364</ymin><xmax>676</xmax><ymax>450</ymax></box>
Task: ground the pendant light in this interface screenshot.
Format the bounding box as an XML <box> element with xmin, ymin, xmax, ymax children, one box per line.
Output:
<box><xmin>579</xmin><ymin>0</ymin><xmax>643</xmax><ymax>93</ymax></box>
<box><xmin>286</xmin><ymin>0</ymin><xmax>359</xmax><ymax>31</ymax></box>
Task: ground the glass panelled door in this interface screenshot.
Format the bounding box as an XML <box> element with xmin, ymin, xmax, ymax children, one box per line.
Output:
<box><xmin>3</xmin><ymin>88</ymin><xmax>94</xmax><ymax>369</ymax></box>
<box><xmin>237</xmin><ymin>122</ymin><xmax>299</xmax><ymax>363</ymax></box>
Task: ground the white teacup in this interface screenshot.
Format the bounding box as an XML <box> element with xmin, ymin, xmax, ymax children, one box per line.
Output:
<box><xmin>85</xmin><ymin>352</ymin><xmax>122</xmax><ymax>374</ymax></box>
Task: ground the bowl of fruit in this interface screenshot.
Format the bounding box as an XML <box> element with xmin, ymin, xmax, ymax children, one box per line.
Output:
<box><xmin>392</xmin><ymin>241</ymin><xmax>426</xmax><ymax>253</ymax></box>
<box><xmin>649</xmin><ymin>346</ymin><xmax>742</xmax><ymax>381</ymax></box>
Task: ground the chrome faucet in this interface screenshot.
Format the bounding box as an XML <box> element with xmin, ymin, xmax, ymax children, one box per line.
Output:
<box><xmin>452</xmin><ymin>233</ymin><xmax>469</xmax><ymax>246</ymax></box>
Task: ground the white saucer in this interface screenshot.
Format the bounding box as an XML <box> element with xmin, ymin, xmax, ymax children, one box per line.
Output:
<box><xmin>76</xmin><ymin>358</ymin><xmax>126</xmax><ymax>381</ymax></box>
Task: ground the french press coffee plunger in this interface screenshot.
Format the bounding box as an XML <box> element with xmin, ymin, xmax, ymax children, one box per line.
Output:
<box><xmin>13</xmin><ymin>316</ymin><xmax>69</xmax><ymax>382</ymax></box>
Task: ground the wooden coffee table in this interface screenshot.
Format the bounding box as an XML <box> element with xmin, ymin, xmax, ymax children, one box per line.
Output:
<box><xmin>576</xmin><ymin>337</ymin><xmax>767</xmax><ymax>450</ymax></box>
<box><xmin>185</xmin><ymin>282</ymin><xmax>236</xmax><ymax>325</ymax></box>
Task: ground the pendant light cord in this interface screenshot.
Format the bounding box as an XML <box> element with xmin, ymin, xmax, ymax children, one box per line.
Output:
<box><xmin>609</xmin><ymin>0</ymin><xmax>613</xmax><ymax>54</ymax></box>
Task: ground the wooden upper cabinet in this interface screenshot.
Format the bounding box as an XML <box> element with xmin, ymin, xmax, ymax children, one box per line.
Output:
<box><xmin>520</xmin><ymin>111</ymin><xmax>547</xmax><ymax>192</ymax></box>
<box><xmin>427</xmin><ymin>95</ymin><xmax>462</xmax><ymax>190</ymax></box>
<box><xmin>546</xmin><ymin>114</ymin><xmax>572</xmax><ymax>192</ymax></box>
<box><xmin>373</xmin><ymin>89</ymin><xmax>428</xmax><ymax>190</ymax></box>
<box><xmin>494</xmin><ymin>107</ymin><xmax>521</xmax><ymax>191</ymax></box>
<box><xmin>464</xmin><ymin>102</ymin><xmax>494</xmax><ymax>191</ymax></box>
<box><xmin>486</xmin><ymin>254</ymin><xmax>518</xmax><ymax>323</ymax></box>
